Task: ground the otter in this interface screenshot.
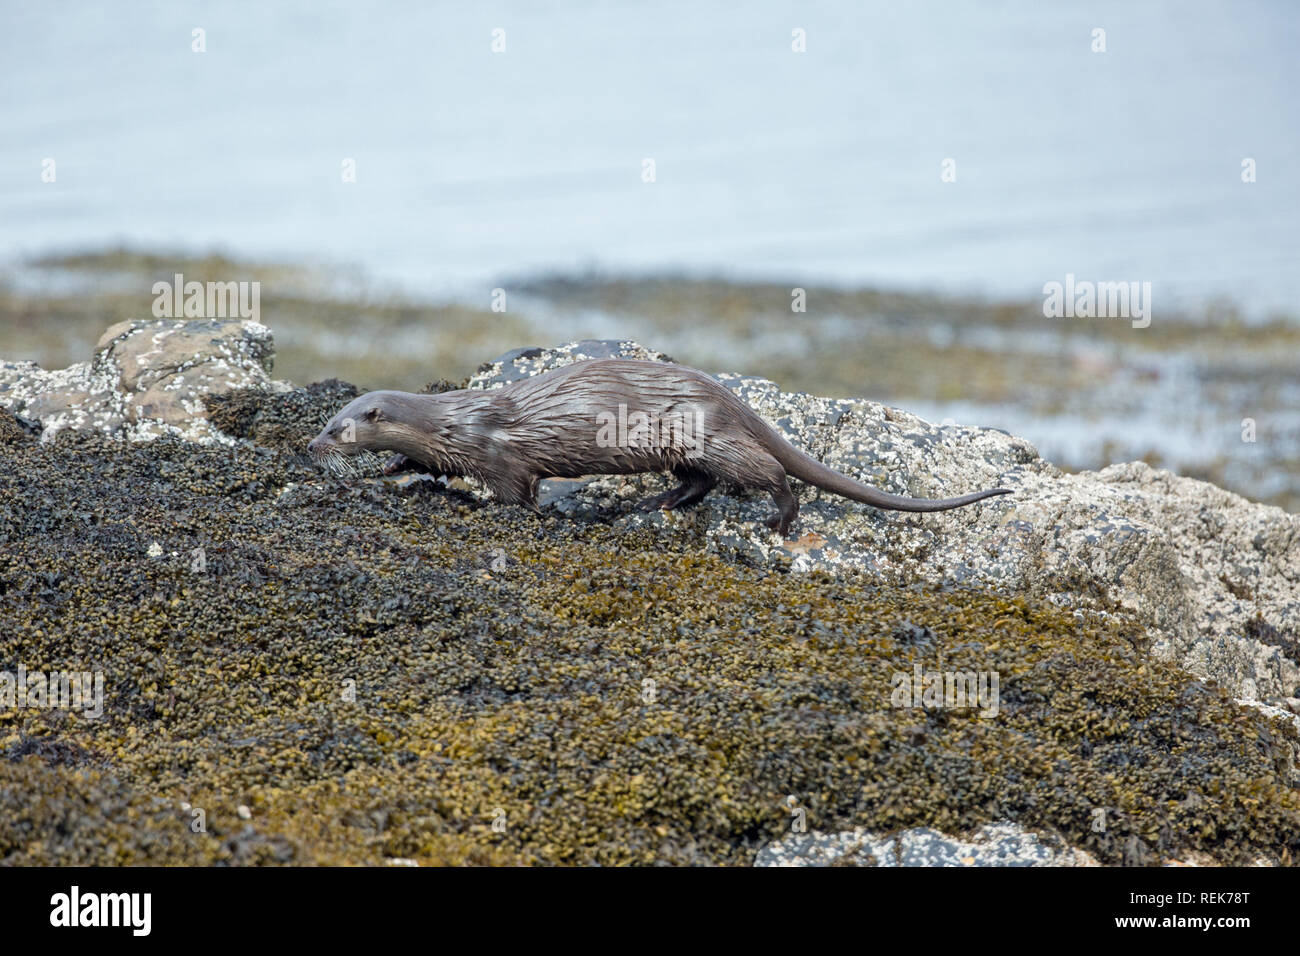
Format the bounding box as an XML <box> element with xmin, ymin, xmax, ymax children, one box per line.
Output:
<box><xmin>307</xmin><ymin>358</ymin><xmax>1011</xmax><ymax>537</ymax></box>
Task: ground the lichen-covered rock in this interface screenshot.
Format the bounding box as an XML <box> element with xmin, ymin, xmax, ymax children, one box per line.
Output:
<box><xmin>0</xmin><ymin>318</ymin><xmax>279</xmax><ymax>443</ymax></box>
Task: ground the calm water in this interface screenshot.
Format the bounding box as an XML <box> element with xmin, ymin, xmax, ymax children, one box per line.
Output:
<box><xmin>2</xmin><ymin>1</ymin><xmax>1297</xmax><ymax>316</ymax></box>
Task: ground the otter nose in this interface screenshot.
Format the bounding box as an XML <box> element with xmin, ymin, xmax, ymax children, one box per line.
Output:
<box><xmin>307</xmin><ymin>438</ymin><xmax>320</xmax><ymax>453</ymax></box>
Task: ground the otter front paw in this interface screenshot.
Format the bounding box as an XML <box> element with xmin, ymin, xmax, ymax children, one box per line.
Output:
<box><xmin>383</xmin><ymin>454</ymin><xmax>437</xmax><ymax>477</ymax></box>
<box><xmin>636</xmin><ymin>490</ymin><xmax>675</xmax><ymax>512</ymax></box>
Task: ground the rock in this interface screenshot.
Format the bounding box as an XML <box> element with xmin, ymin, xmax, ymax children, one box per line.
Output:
<box><xmin>468</xmin><ymin>339</ymin><xmax>673</xmax><ymax>389</ymax></box>
<box><xmin>755</xmin><ymin>822</ymin><xmax>1099</xmax><ymax>867</ymax></box>
<box><xmin>6</xmin><ymin>333</ymin><xmax>1300</xmax><ymax>867</ymax></box>
<box><xmin>98</xmin><ymin>317</ymin><xmax>273</xmax><ymax>393</ymax></box>
<box><xmin>0</xmin><ymin>318</ymin><xmax>279</xmax><ymax>443</ymax></box>
<box><xmin>469</xmin><ymin>341</ymin><xmax>1300</xmax><ymax>711</ymax></box>
<box><xmin>5</xmin><ymin>327</ymin><xmax>1295</xmax><ymax>712</ymax></box>
<box><xmin>0</xmin><ymin>407</ymin><xmax>39</xmax><ymax>444</ymax></box>
<box><xmin>1</xmin><ymin>357</ymin><xmax>126</xmax><ymax>435</ymax></box>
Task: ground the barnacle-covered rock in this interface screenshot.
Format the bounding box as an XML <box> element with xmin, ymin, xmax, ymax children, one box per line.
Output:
<box><xmin>0</xmin><ymin>318</ymin><xmax>279</xmax><ymax>444</ymax></box>
<box><xmin>756</xmin><ymin>822</ymin><xmax>1100</xmax><ymax>867</ymax></box>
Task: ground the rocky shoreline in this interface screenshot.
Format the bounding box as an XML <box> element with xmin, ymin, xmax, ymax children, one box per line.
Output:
<box><xmin>2</xmin><ymin>318</ymin><xmax>1297</xmax><ymax>866</ymax></box>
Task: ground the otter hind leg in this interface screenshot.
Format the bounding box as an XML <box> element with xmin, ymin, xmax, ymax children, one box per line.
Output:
<box><xmin>765</xmin><ymin>475</ymin><xmax>799</xmax><ymax>537</ymax></box>
<box><xmin>733</xmin><ymin>456</ymin><xmax>798</xmax><ymax>536</ymax></box>
<box><xmin>711</xmin><ymin>451</ymin><xmax>798</xmax><ymax>537</ymax></box>
<box><xmin>636</xmin><ymin>468</ymin><xmax>717</xmax><ymax>513</ymax></box>
<box><xmin>692</xmin><ymin>446</ymin><xmax>799</xmax><ymax>537</ymax></box>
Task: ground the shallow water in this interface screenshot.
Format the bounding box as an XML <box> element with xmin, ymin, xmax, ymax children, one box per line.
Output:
<box><xmin>2</xmin><ymin>1</ymin><xmax>1297</xmax><ymax>317</ymax></box>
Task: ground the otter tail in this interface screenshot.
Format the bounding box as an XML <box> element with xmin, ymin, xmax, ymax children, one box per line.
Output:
<box><xmin>763</xmin><ymin>432</ymin><xmax>1012</xmax><ymax>512</ymax></box>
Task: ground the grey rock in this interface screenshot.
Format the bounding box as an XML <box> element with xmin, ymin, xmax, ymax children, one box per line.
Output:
<box><xmin>468</xmin><ymin>339</ymin><xmax>673</xmax><ymax>390</ymax></box>
<box><xmin>0</xmin><ymin>318</ymin><xmax>279</xmax><ymax>443</ymax></box>
<box><xmin>755</xmin><ymin>822</ymin><xmax>1098</xmax><ymax>867</ymax></box>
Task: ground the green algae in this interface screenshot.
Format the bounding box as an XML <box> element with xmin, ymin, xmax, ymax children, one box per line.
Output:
<box><xmin>1</xmin><ymin>397</ymin><xmax>1297</xmax><ymax>867</ymax></box>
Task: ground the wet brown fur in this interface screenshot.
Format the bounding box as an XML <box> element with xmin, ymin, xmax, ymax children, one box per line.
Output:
<box><xmin>307</xmin><ymin>358</ymin><xmax>1012</xmax><ymax>536</ymax></box>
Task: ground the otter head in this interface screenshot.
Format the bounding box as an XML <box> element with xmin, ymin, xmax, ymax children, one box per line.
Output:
<box><xmin>307</xmin><ymin>391</ymin><xmax>396</xmax><ymax>463</ymax></box>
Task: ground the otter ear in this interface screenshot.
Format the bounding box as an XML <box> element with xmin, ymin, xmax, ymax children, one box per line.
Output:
<box><xmin>363</xmin><ymin>406</ymin><xmax>383</xmax><ymax>422</ymax></box>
